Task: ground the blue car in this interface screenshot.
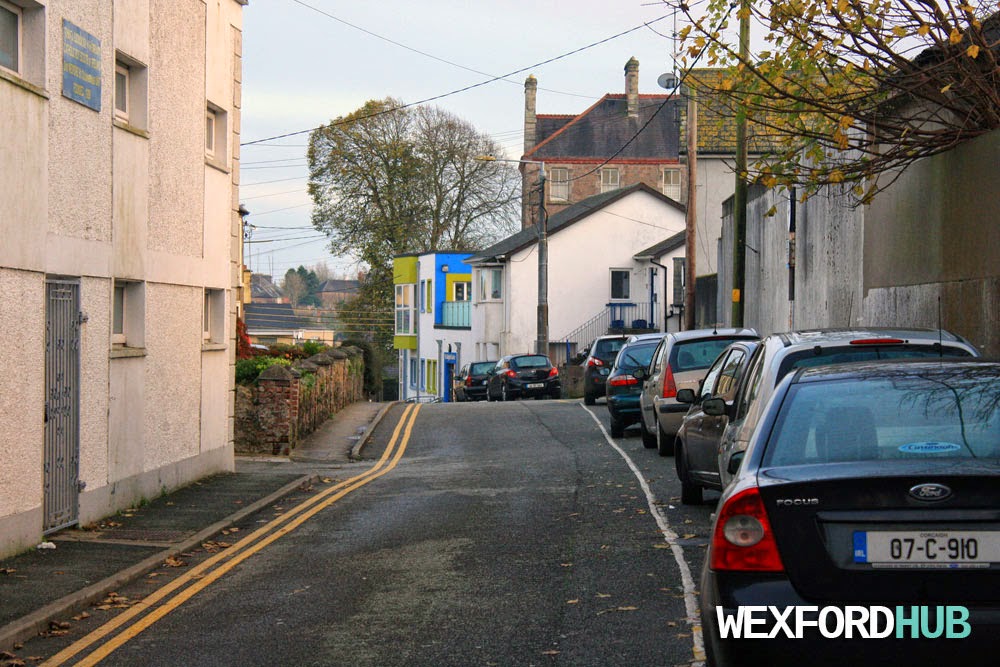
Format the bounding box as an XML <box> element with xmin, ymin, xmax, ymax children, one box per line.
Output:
<box><xmin>605</xmin><ymin>334</ymin><xmax>665</xmax><ymax>438</ymax></box>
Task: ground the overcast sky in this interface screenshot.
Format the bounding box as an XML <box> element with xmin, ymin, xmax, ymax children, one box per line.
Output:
<box><xmin>240</xmin><ymin>0</ymin><xmax>688</xmax><ymax>280</ymax></box>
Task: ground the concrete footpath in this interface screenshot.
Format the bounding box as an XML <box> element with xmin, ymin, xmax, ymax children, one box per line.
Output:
<box><xmin>0</xmin><ymin>400</ymin><xmax>395</xmax><ymax>652</ymax></box>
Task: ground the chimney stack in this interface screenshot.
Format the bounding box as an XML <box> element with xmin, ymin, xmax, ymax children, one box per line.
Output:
<box><xmin>625</xmin><ymin>57</ymin><xmax>639</xmax><ymax>118</ymax></box>
<box><xmin>524</xmin><ymin>75</ymin><xmax>538</xmax><ymax>154</ymax></box>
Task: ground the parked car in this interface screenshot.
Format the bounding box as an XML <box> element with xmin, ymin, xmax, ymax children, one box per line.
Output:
<box><xmin>700</xmin><ymin>359</ymin><xmax>999</xmax><ymax>666</ymax></box>
<box><xmin>486</xmin><ymin>354</ymin><xmax>562</xmax><ymax>401</ymax></box>
<box><xmin>635</xmin><ymin>328</ymin><xmax>758</xmax><ymax>456</ymax></box>
<box><xmin>453</xmin><ymin>360</ymin><xmax>497</xmax><ymax>402</ymax></box>
<box><xmin>708</xmin><ymin>327</ymin><xmax>979</xmax><ymax>492</ymax></box>
<box><xmin>582</xmin><ymin>334</ymin><xmax>630</xmax><ymax>405</ymax></box>
<box><xmin>673</xmin><ymin>339</ymin><xmax>760</xmax><ymax>503</ymax></box>
<box><xmin>605</xmin><ymin>333</ymin><xmax>666</xmax><ymax>437</ymax></box>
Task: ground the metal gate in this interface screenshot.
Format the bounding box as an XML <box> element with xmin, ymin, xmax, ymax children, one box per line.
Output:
<box><xmin>44</xmin><ymin>279</ymin><xmax>81</xmax><ymax>533</ymax></box>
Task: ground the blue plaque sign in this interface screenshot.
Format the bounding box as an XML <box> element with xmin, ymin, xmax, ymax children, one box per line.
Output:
<box><xmin>62</xmin><ymin>19</ymin><xmax>101</xmax><ymax>111</ymax></box>
<box><xmin>444</xmin><ymin>352</ymin><xmax>458</xmax><ymax>364</ymax></box>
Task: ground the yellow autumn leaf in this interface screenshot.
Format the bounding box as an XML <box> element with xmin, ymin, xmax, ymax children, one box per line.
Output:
<box><xmin>967</xmin><ymin>44</ymin><xmax>980</xmax><ymax>59</ymax></box>
<box><xmin>892</xmin><ymin>26</ymin><xmax>906</xmax><ymax>38</ymax></box>
<box><xmin>837</xmin><ymin>0</ymin><xmax>848</xmax><ymax>12</ymax></box>
<box><xmin>917</xmin><ymin>24</ymin><xmax>930</xmax><ymax>36</ymax></box>
<box><xmin>829</xmin><ymin>170</ymin><xmax>845</xmax><ymax>183</ymax></box>
<box><xmin>678</xmin><ymin>25</ymin><xmax>692</xmax><ymax>41</ymax></box>
<box><xmin>941</xmin><ymin>83</ymin><xmax>953</xmax><ymax>93</ymax></box>
<box><xmin>949</xmin><ymin>29</ymin><xmax>963</xmax><ymax>44</ymax></box>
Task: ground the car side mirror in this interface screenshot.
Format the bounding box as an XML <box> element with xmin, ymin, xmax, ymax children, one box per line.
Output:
<box><xmin>676</xmin><ymin>388</ymin><xmax>696</xmax><ymax>404</ymax></box>
<box><xmin>632</xmin><ymin>368</ymin><xmax>648</xmax><ymax>381</ymax></box>
<box><xmin>702</xmin><ymin>397</ymin><xmax>727</xmax><ymax>416</ymax></box>
<box><xmin>727</xmin><ymin>451</ymin><xmax>745</xmax><ymax>475</ymax></box>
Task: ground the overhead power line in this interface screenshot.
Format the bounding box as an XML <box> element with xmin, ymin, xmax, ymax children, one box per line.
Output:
<box><xmin>241</xmin><ymin>13</ymin><xmax>671</xmax><ymax>146</ymax></box>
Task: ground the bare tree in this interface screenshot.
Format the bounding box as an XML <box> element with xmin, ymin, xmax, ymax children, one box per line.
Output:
<box><xmin>281</xmin><ymin>270</ymin><xmax>306</xmax><ymax>307</ymax></box>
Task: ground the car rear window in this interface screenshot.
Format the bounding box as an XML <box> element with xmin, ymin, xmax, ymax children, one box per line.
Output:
<box><xmin>776</xmin><ymin>345</ymin><xmax>973</xmax><ymax>382</ymax></box>
<box><xmin>669</xmin><ymin>337</ymin><xmax>754</xmax><ymax>372</ymax></box>
<box><xmin>594</xmin><ymin>338</ymin><xmax>627</xmax><ymax>359</ymax></box>
<box><xmin>764</xmin><ymin>374</ymin><xmax>1000</xmax><ymax>467</ymax></box>
<box><xmin>614</xmin><ymin>342</ymin><xmax>659</xmax><ymax>371</ymax></box>
<box><xmin>470</xmin><ymin>362</ymin><xmax>495</xmax><ymax>375</ymax></box>
<box><xmin>512</xmin><ymin>355</ymin><xmax>551</xmax><ymax>369</ymax></box>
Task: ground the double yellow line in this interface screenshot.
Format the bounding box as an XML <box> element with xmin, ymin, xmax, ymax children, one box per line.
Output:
<box><xmin>43</xmin><ymin>404</ymin><xmax>421</xmax><ymax>666</ymax></box>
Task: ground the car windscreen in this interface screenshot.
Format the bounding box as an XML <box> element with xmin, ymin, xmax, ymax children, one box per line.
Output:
<box><xmin>512</xmin><ymin>355</ymin><xmax>551</xmax><ymax>369</ymax></box>
<box><xmin>614</xmin><ymin>342</ymin><xmax>659</xmax><ymax>372</ymax></box>
<box><xmin>763</xmin><ymin>374</ymin><xmax>1000</xmax><ymax>467</ymax></box>
<box><xmin>776</xmin><ymin>345</ymin><xmax>972</xmax><ymax>383</ymax></box>
<box><xmin>470</xmin><ymin>362</ymin><xmax>495</xmax><ymax>375</ymax></box>
<box><xmin>669</xmin><ymin>337</ymin><xmax>754</xmax><ymax>372</ymax></box>
<box><xmin>594</xmin><ymin>338</ymin><xmax>627</xmax><ymax>359</ymax></box>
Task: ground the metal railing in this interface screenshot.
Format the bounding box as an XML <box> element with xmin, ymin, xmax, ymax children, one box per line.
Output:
<box><xmin>551</xmin><ymin>302</ymin><xmax>659</xmax><ymax>365</ymax></box>
<box><xmin>439</xmin><ymin>300</ymin><xmax>471</xmax><ymax>328</ymax></box>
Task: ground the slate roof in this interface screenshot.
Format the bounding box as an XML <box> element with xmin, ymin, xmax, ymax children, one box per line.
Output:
<box><xmin>250</xmin><ymin>274</ymin><xmax>282</xmax><ymax>300</ymax></box>
<box><xmin>526</xmin><ymin>95</ymin><xmax>681</xmax><ymax>161</ymax></box>
<box><xmin>317</xmin><ymin>279</ymin><xmax>360</xmax><ymax>294</ymax></box>
<box><xmin>467</xmin><ymin>183</ymin><xmax>685</xmax><ymax>264</ymax></box>
<box><xmin>685</xmin><ymin>68</ymin><xmax>783</xmax><ymax>155</ymax></box>
<box><xmin>244</xmin><ymin>303</ymin><xmax>331</xmax><ymax>331</ymax></box>
<box><xmin>634</xmin><ymin>231</ymin><xmax>686</xmax><ymax>260</ymax></box>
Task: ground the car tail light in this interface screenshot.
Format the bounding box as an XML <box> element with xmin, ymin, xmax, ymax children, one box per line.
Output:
<box><xmin>710</xmin><ymin>487</ymin><xmax>784</xmax><ymax>572</ymax></box>
<box><xmin>465</xmin><ymin>377</ymin><xmax>473</xmax><ymax>387</ymax></box>
<box><xmin>850</xmin><ymin>338</ymin><xmax>904</xmax><ymax>345</ymax></box>
<box><xmin>504</xmin><ymin>369</ymin><xmax>517</xmax><ymax>379</ymax></box>
<box><xmin>608</xmin><ymin>376</ymin><xmax>638</xmax><ymax>387</ymax></box>
<box><xmin>588</xmin><ymin>358</ymin><xmax>604</xmax><ymax>367</ymax></box>
<box><xmin>661</xmin><ymin>365</ymin><xmax>677</xmax><ymax>399</ymax></box>
<box><xmin>548</xmin><ymin>367</ymin><xmax>559</xmax><ymax>377</ymax></box>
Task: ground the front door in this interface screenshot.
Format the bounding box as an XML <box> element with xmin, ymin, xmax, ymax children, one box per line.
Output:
<box><xmin>44</xmin><ymin>279</ymin><xmax>82</xmax><ymax>533</ymax></box>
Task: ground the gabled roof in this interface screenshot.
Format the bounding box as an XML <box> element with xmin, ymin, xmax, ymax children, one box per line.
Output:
<box><xmin>250</xmin><ymin>274</ymin><xmax>282</xmax><ymax>300</ymax></box>
<box><xmin>244</xmin><ymin>303</ymin><xmax>331</xmax><ymax>332</ymax></box>
<box><xmin>317</xmin><ymin>279</ymin><xmax>360</xmax><ymax>294</ymax></box>
<box><xmin>467</xmin><ymin>183</ymin><xmax>685</xmax><ymax>264</ymax></box>
<box><xmin>634</xmin><ymin>231</ymin><xmax>686</xmax><ymax>260</ymax></box>
<box><xmin>526</xmin><ymin>95</ymin><xmax>680</xmax><ymax>161</ymax></box>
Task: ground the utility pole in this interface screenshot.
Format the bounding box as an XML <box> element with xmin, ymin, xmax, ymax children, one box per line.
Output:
<box><xmin>684</xmin><ymin>88</ymin><xmax>698</xmax><ymax>331</ymax></box>
<box><xmin>535</xmin><ymin>164</ymin><xmax>548</xmax><ymax>356</ymax></box>
<box><xmin>731</xmin><ymin>0</ymin><xmax>750</xmax><ymax>327</ymax></box>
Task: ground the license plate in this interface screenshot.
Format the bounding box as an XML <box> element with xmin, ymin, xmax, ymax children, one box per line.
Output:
<box><xmin>853</xmin><ymin>530</ymin><xmax>1000</xmax><ymax>568</ymax></box>
<box><xmin>599</xmin><ymin>368</ymin><xmax>610</xmax><ymax>376</ymax></box>
<box><xmin>527</xmin><ymin>383</ymin><xmax>545</xmax><ymax>389</ymax></box>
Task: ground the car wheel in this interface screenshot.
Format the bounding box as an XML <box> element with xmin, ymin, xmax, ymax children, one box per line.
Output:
<box><xmin>486</xmin><ymin>386</ymin><xmax>494</xmax><ymax>402</ymax></box>
<box><xmin>640</xmin><ymin>416</ymin><xmax>657</xmax><ymax>449</ymax></box>
<box><xmin>501</xmin><ymin>382</ymin><xmax>509</xmax><ymax>401</ymax></box>
<box><xmin>550</xmin><ymin>388</ymin><xmax>562</xmax><ymax>400</ymax></box>
<box><xmin>657</xmin><ymin>422</ymin><xmax>675</xmax><ymax>457</ymax></box>
<box><xmin>584</xmin><ymin>391</ymin><xmax>596</xmax><ymax>406</ymax></box>
<box><xmin>609</xmin><ymin>414</ymin><xmax>625</xmax><ymax>438</ymax></box>
<box><xmin>675</xmin><ymin>442</ymin><xmax>703</xmax><ymax>505</ymax></box>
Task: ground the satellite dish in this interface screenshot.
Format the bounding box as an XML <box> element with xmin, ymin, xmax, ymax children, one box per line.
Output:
<box><xmin>657</xmin><ymin>72</ymin><xmax>678</xmax><ymax>90</ymax></box>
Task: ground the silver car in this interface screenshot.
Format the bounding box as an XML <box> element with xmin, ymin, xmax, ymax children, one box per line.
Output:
<box><xmin>635</xmin><ymin>328</ymin><xmax>758</xmax><ymax>456</ymax></box>
<box><xmin>711</xmin><ymin>327</ymin><xmax>980</xmax><ymax>490</ymax></box>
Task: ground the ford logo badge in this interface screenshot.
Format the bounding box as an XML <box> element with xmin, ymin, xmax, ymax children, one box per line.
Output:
<box><xmin>909</xmin><ymin>483</ymin><xmax>952</xmax><ymax>502</ymax></box>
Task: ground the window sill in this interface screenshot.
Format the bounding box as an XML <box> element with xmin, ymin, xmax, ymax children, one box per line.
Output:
<box><xmin>205</xmin><ymin>156</ymin><xmax>230</xmax><ymax>174</ymax></box>
<box><xmin>110</xmin><ymin>346</ymin><xmax>147</xmax><ymax>359</ymax></box>
<box><xmin>202</xmin><ymin>342</ymin><xmax>227</xmax><ymax>352</ymax></box>
<box><xmin>0</xmin><ymin>68</ymin><xmax>48</xmax><ymax>99</ymax></box>
<box><xmin>113</xmin><ymin>118</ymin><xmax>149</xmax><ymax>139</ymax></box>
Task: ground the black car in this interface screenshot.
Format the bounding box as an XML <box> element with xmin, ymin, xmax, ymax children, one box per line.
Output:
<box><xmin>486</xmin><ymin>354</ymin><xmax>562</xmax><ymax>401</ymax></box>
<box><xmin>700</xmin><ymin>360</ymin><xmax>1000</xmax><ymax>666</ymax></box>
<box><xmin>582</xmin><ymin>334</ymin><xmax>629</xmax><ymax>405</ymax></box>
<box><xmin>605</xmin><ymin>334</ymin><xmax>665</xmax><ymax>438</ymax></box>
<box><xmin>453</xmin><ymin>360</ymin><xmax>497</xmax><ymax>402</ymax></box>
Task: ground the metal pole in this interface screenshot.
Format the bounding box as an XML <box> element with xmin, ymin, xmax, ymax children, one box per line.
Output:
<box><xmin>731</xmin><ymin>0</ymin><xmax>750</xmax><ymax>327</ymax></box>
<box><xmin>536</xmin><ymin>163</ymin><xmax>549</xmax><ymax>356</ymax></box>
<box><xmin>684</xmin><ymin>89</ymin><xmax>698</xmax><ymax>331</ymax></box>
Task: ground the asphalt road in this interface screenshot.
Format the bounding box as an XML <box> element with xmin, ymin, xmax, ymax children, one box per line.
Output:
<box><xmin>27</xmin><ymin>399</ymin><xmax>719</xmax><ymax>667</ymax></box>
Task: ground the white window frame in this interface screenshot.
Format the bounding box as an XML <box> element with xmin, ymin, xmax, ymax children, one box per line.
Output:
<box><xmin>453</xmin><ymin>281</ymin><xmax>471</xmax><ymax>302</ymax></box>
<box><xmin>479</xmin><ymin>268</ymin><xmax>502</xmax><ymax>302</ymax></box>
<box><xmin>112</xmin><ymin>281</ymin><xmax>127</xmax><ymax>345</ymax></box>
<box><xmin>549</xmin><ymin>167</ymin><xmax>569</xmax><ymax>202</ymax></box>
<box><xmin>662</xmin><ymin>167</ymin><xmax>682</xmax><ymax>201</ymax></box>
<box><xmin>395</xmin><ymin>284</ymin><xmax>415</xmax><ymax>335</ymax></box>
<box><xmin>610</xmin><ymin>269</ymin><xmax>631</xmax><ymax>301</ymax></box>
<box><xmin>114</xmin><ymin>62</ymin><xmax>129</xmax><ymax>121</ymax></box>
<box><xmin>600</xmin><ymin>167</ymin><xmax>620</xmax><ymax>193</ymax></box>
<box><xmin>205</xmin><ymin>108</ymin><xmax>216</xmax><ymax>158</ymax></box>
<box><xmin>0</xmin><ymin>0</ymin><xmax>21</xmax><ymax>77</ymax></box>
<box><xmin>408</xmin><ymin>356</ymin><xmax>418</xmax><ymax>388</ymax></box>
<box><xmin>203</xmin><ymin>288</ymin><xmax>225</xmax><ymax>344</ymax></box>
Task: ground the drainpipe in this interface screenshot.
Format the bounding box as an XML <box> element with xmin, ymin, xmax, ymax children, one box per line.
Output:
<box><xmin>650</xmin><ymin>258</ymin><xmax>670</xmax><ymax>331</ymax></box>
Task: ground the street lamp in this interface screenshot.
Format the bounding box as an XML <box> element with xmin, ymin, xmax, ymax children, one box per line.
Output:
<box><xmin>658</xmin><ymin>74</ymin><xmax>697</xmax><ymax>331</ymax></box>
<box><xmin>476</xmin><ymin>155</ymin><xmax>548</xmax><ymax>355</ymax></box>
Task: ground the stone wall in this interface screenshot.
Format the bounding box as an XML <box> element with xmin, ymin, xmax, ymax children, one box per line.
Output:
<box><xmin>234</xmin><ymin>349</ymin><xmax>364</xmax><ymax>455</ymax></box>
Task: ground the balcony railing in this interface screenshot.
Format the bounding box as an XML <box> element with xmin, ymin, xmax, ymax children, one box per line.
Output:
<box><xmin>439</xmin><ymin>300</ymin><xmax>470</xmax><ymax>328</ymax></box>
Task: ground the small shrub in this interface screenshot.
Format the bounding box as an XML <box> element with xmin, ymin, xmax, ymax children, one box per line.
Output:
<box><xmin>301</xmin><ymin>340</ymin><xmax>328</xmax><ymax>356</ymax></box>
<box><xmin>235</xmin><ymin>356</ymin><xmax>292</xmax><ymax>385</ymax></box>
<box><xmin>267</xmin><ymin>343</ymin><xmax>309</xmax><ymax>361</ymax></box>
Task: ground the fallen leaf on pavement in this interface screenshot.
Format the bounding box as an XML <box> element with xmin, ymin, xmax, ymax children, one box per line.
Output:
<box><xmin>0</xmin><ymin>568</ymin><xmax>15</xmax><ymax>575</ymax></box>
<box><xmin>71</xmin><ymin>612</ymin><xmax>90</xmax><ymax>621</ymax></box>
<box><xmin>596</xmin><ymin>593</ymin><xmax>611</xmax><ymax>598</ymax></box>
<box><xmin>164</xmin><ymin>557</ymin><xmax>186</xmax><ymax>568</ymax></box>
<box><xmin>566</xmin><ymin>599</ymin><xmax>579</xmax><ymax>604</ymax></box>
<box><xmin>560</xmin><ymin>563</ymin><xmax>573</xmax><ymax>567</ymax></box>
<box><xmin>541</xmin><ymin>650</ymin><xmax>560</xmax><ymax>656</ymax></box>
<box><xmin>682</xmin><ymin>534</ymin><xmax>697</xmax><ymax>539</ymax></box>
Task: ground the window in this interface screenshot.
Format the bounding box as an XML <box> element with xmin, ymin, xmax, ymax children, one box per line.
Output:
<box><xmin>395</xmin><ymin>284</ymin><xmax>415</xmax><ymax>334</ymax></box>
<box><xmin>205</xmin><ymin>109</ymin><xmax>216</xmax><ymax>157</ymax></box>
<box><xmin>419</xmin><ymin>280</ymin><xmax>426</xmax><ymax>312</ymax></box>
<box><xmin>409</xmin><ymin>357</ymin><xmax>418</xmax><ymax>388</ymax></box>
<box><xmin>454</xmin><ymin>282</ymin><xmax>471</xmax><ymax>301</ymax></box>
<box><xmin>662</xmin><ymin>167</ymin><xmax>682</xmax><ymax>201</ymax></box>
<box><xmin>114</xmin><ymin>62</ymin><xmax>129</xmax><ymax>120</ymax></box>
<box><xmin>203</xmin><ymin>288</ymin><xmax>225</xmax><ymax>344</ymax></box>
<box><xmin>610</xmin><ymin>269</ymin><xmax>630</xmax><ymax>300</ymax></box>
<box><xmin>0</xmin><ymin>1</ymin><xmax>20</xmax><ymax>75</ymax></box>
<box><xmin>600</xmin><ymin>168</ymin><xmax>620</xmax><ymax>193</ymax></box>
<box><xmin>420</xmin><ymin>359</ymin><xmax>426</xmax><ymax>390</ymax></box>
<box><xmin>549</xmin><ymin>167</ymin><xmax>569</xmax><ymax>202</ymax></box>
<box><xmin>112</xmin><ymin>279</ymin><xmax>145</xmax><ymax>348</ymax></box>
<box><xmin>479</xmin><ymin>268</ymin><xmax>502</xmax><ymax>301</ymax></box>
<box><xmin>426</xmin><ymin>279</ymin><xmax>433</xmax><ymax>314</ymax></box>
<box><xmin>427</xmin><ymin>359</ymin><xmax>437</xmax><ymax>394</ymax></box>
